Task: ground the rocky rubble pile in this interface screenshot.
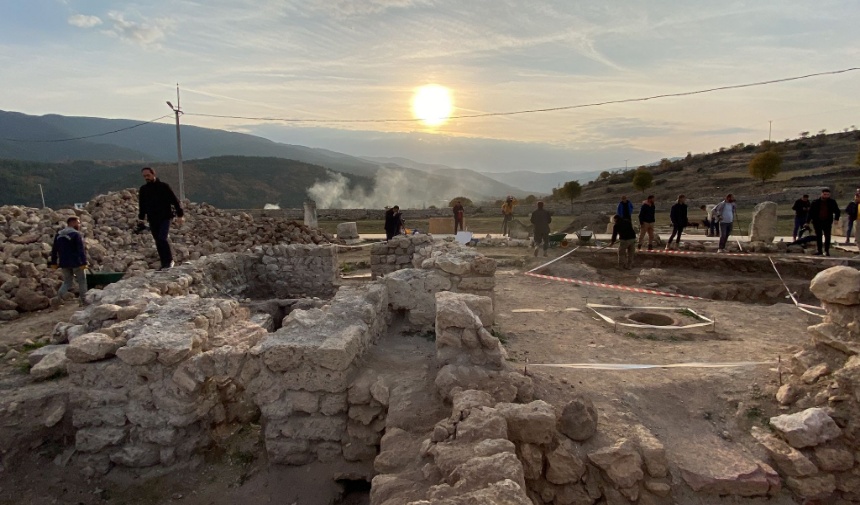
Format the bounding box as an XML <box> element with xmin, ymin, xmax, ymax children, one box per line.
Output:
<box><xmin>0</xmin><ymin>189</ymin><xmax>338</xmax><ymax>318</ymax></box>
<box><xmin>760</xmin><ymin>265</ymin><xmax>860</xmax><ymax>502</ymax></box>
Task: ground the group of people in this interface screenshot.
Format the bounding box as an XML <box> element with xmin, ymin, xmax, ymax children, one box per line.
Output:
<box><xmin>789</xmin><ymin>189</ymin><xmax>859</xmax><ymax>256</ymax></box>
<box><xmin>48</xmin><ymin>166</ymin><xmax>185</xmax><ymax>306</ymax></box>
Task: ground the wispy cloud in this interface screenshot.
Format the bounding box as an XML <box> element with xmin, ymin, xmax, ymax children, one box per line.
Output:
<box><xmin>67</xmin><ymin>14</ymin><xmax>102</xmax><ymax>28</ymax></box>
<box><xmin>102</xmin><ymin>11</ymin><xmax>172</xmax><ymax>46</ymax></box>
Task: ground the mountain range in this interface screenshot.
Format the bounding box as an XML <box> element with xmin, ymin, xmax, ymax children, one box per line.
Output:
<box><xmin>2</xmin><ymin>110</ymin><xmax>582</xmax><ymax>207</ymax></box>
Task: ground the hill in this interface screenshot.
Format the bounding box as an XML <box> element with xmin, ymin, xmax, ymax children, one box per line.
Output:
<box><xmin>478</xmin><ymin>169</ymin><xmax>604</xmax><ymax>194</ymax></box>
<box><xmin>0</xmin><ymin>156</ymin><xmax>372</xmax><ymax>209</ymax></box>
<box><xmin>0</xmin><ymin>110</ymin><xmax>525</xmax><ymax>205</ymax></box>
<box><xmin>574</xmin><ymin>132</ymin><xmax>860</xmax><ymax>206</ymax></box>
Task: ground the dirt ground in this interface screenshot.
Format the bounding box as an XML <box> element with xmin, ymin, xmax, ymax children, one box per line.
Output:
<box><xmin>0</xmin><ymin>244</ymin><xmax>830</xmax><ymax>504</ymax></box>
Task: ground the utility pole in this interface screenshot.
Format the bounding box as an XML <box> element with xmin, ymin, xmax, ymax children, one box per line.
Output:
<box><xmin>768</xmin><ymin>120</ymin><xmax>772</xmax><ymax>143</ymax></box>
<box><xmin>38</xmin><ymin>184</ymin><xmax>45</xmax><ymax>208</ymax></box>
<box><xmin>625</xmin><ymin>159</ymin><xmax>628</xmax><ymax>170</ymax></box>
<box><xmin>166</xmin><ymin>84</ymin><xmax>185</xmax><ymax>202</ymax></box>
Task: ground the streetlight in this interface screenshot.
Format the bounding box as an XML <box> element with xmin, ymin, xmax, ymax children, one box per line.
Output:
<box><xmin>166</xmin><ymin>84</ymin><xmax>185</xmax><ymax>202</ymax></box>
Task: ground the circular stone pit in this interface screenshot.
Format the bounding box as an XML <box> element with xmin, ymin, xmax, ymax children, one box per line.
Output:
<box><xmin>626</xmin><ymin>311</ymin><xmax>676</xmax><ymax>326</ymax></box>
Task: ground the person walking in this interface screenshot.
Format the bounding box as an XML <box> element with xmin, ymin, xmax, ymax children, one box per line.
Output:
<box><xmin>666</xmin><ymin>195</ymin><xmax>688</xmax><ymax>250</ymax></box>
<box><xmin>530</xmin><ymin>201</ymin><xmax>552</xmax><ymax>257</ymax></box>
<box><xmin>637</xmin><ymin>195</ymin><xmax>656</xmax><ymax>251</ymax></box>
<box><xmin>791</xmin><ymin>194</ymin><xmax>811</xmax><ymax>241</ymax></box>
<box><xmin>452</xmin><ymin>200</ymin><xmax>465</xmax><ymax>233</ymax></box>
<box><xmin>138</xmin><ymin>167</ymin><xmax>184</xmax><ymax>270</ymax></box>
<box><xmin>616</xmin><ymin>195</ymin><xmax>634</xmax><ymax>220</ymax></box>
<box><xmin>49</xmin><ymin>216</ymin><xmax>88</xmax><ymax>306</ymax></box>
<box><xmin>808</xmin><ymin>188</ymin><xmax>840</xmax><ymax>256</ymax></box>
<box><xmin>384</xmin><ymin>205</ymin><xmax>404</xmax><ymax>240</ymax></box>
<box><xmin>713</xmin><ymin>194</ymin><xmax>737</xmax><ymax>253</ymax></box>
<box><xmin>609</xmin><ymin>215</ymin><xmax>637</xmax><ymax>269</ymax></box>
<box><xmin>844</xmin><ymin>194</ymin><xmax>859</xmax><ymax>244</ymax></box>
<box><xmin>501</xmin><ymin>196</ymin><xmax>517</xmax><ymax>236</ymax></box>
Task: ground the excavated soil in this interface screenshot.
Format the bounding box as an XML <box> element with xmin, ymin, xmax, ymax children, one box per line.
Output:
<box><xmin>0</xmin><ymin>245</ymin><xmax>841</xmax><ymax>504</ymax></box>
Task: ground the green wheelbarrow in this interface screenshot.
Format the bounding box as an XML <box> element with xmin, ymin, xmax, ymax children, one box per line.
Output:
<box><xmin>86</xmin><ymin>271</ymin><xmax>125</xmax><ymax>289</ymax></box>
<box><xmin>548</xmin><ymin>232</ymin><xmax>569</xmax><ymax>248</ymax></box>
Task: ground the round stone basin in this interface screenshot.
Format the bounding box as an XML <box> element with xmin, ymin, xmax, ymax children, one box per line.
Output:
<box><xmin>627</xmin><ymin>311</ymin><xmax>676</xmax><ymax>326</ymax></box>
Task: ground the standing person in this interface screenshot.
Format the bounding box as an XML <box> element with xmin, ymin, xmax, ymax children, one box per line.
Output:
<box><xmin>138</xmin><ymin>167</ymin><xmax>184</xmax><ymax>270</ymax></box>
<box><xmin>452</xmin><ymin>200</ymin><xmax>465</xmax><ymax>233</ymax></box>
<box><xmin>808</xmin><ymin>188</ymin><xmax>840</xmax><ymax>256</ymax></box>
<box><xmin>792</xmin><ymin>194</ymin><xmax>811</xmax><ymax>241</ymax></box>
<box><xmin>637</xmin><ymin>195</ymin><xmax>656</xmax><ymax>251</ymax></box>
<box><xmin>616</xmin><ymin>195</ymin><xmax>634</xmax><ymax>220</ymax></box>
<box><xmin>49</xmin><ymin>216</ymin><xmax>88</xmax><ymax>307</ymax></box>
<box><xmin>501</xmin><ymin>196</ymin><xmax>517</xmax><ymax>236</ymax></box>
<box><xmin>530</xmin><ymin>201</ymin><xmax>552</xmax><ymax>257</ymax></box>
<box><xmin>666</xmin><ymin>195</ymin><xmax>688</xmax><ymax>250</ymax></box>
<box><xmin>713</xmin><ymin>194</ymin><xmax>737</xmax><ymax>253</ymax></box>
<box><xmin>699</xmin><ymin>205</ymin><xmax>712</xmax><ymax>236</ymax></box>
<box><xmin>384</xmin><ymin>205</ymin><xmax>404</xmax><ymax>240</ymax></box>
<box><xmin>609</xmin><ymin>215</ymin><xmax>637</xmax><ymax>269</ymax></box>
<box><xmin>844</xmin><ymin>194</ymin><xmax>859</xmax><ymax>244</ymax></box>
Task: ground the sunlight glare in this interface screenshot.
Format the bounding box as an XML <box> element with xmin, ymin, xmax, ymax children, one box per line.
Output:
<box><xmin>411</xmin><ymin>84</ymin><xmax>453</xmax><ymax>126</ymax></box>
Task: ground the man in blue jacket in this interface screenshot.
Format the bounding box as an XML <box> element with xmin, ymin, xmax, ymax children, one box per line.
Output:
<box><xmin>49</xmin><ymin>216</ymin><xmax>88</xmax><ymax>306</ymax></box>
<box><xmin>616</xmin><ymin>195</ymin><xmax>634</xmax><ymax>220</ymax></box>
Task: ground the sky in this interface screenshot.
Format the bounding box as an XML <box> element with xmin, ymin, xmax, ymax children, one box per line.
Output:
<box><xmin>1</xmin><ymin>0</ymin><xmax>859</xmax><ymax>173</ymax></box>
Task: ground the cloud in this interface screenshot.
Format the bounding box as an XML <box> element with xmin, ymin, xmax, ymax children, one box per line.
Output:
<box><xmin>302</xmin><ymin>0</ymin><xmax>435</xmax><ymax>17</ymax></box>
<box><xmin>68</xmin><ymin>14</ymin><xmax>102</xmax><ymax>28</ymax></box>
<box><xmin>103</xmin><ymin>11</ymin><xmax>172</xmax><ymax>46</ymax></box>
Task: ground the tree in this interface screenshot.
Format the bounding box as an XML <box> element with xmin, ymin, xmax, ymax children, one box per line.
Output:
<box><xmin>558</xmin><ymin>181</ymin><xmax>582</xmax><ymax>203</ymax></box>
<box><xmin>631</xmin><ymin>169</ymin><xmax>653</xmax><ymax>192</ymax></box>
<box><xmin>524</xmin><ymin>194</ymin><xmax>537</xmax><ymax>204</ymax></box>
<box><xmin>448</xmin><ymin>196</ymin><xmax>473</xmax><ymax>207</ymax></box>
<box><xmin>855</xmin><ymin>148</ymin><xmax>860</xmax><ymax>166</ymax></box>
<box><xmin>748</xmin><ymin>150</ymin><xmax>782</xmax><ymax>183</ymax></box>
<box><xmin>598</xmin><ymin>171</ymin><xmax>611</xmax><ymax>181</ymax></box>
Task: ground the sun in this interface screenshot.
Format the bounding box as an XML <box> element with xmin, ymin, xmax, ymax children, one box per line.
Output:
<box><xmin>411</xmin><ymin>84</ymin><xmax>453</xmax><ymax>126</ymax></box>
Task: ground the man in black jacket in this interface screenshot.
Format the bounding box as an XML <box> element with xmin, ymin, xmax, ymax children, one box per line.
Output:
<box><xmin>637</xmin><ymin>195</ymin><xmax>656</xmax><ymax>250</ymax></box>
<box><xmin>530</xmin><ymin>201</ymin><xmax>552</xmax><ymax>257</ymax></box>
<box><xmin>138</xmin><ymin>167</ymin><xmax>184</xmax><ymax>269</ymax></box>
<box><xmin>666</xmin><ymin>195</ymin><xmax>688</xmax><ymax>250</ymax></box>
<box><xmin>609</xmin><ymin>215</ymin><xmax>637</xmax><ymax>269</ymax></box>
<box><xmin>791</xmin><ymin>194</ymin><xmax>810</xmax><ymax>241</ymax></box>
<box><xmin>49</xmin><ymin>216</ymin><xmax>88</xmax><ymax>306</ymax></box>
<box><xmin>807</xmin><ymin>188</ymin><xmax>840</xmax><ymax>256</ymax></box>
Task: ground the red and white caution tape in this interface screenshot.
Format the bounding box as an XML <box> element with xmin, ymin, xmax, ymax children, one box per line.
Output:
<box><xmin>524</xmin><ymin>271</ymin><xmax>706</xmax><ymax>300</ymax></box>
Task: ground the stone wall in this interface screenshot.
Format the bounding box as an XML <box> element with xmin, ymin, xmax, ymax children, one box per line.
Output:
<box><xmin>250</xmin><ymin>282</ymin><xmax>390</xmax><ymax>465</ymax></box>
<box><xmin>759</xmin><ymin>265</ymin><xmax>860</xmax><ymax>502</ymax></box>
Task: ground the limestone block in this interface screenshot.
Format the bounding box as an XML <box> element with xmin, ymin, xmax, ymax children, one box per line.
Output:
<box><xmin>347</xmin><ymin>419</ymin><xmax>384</xmax><ymax>446</ymax></box>
<box><xmin>348</xmin><ymin>404</ymin><xmax>383</xmax><ymax>426</ymax></box>
<box><xmin>786</xmin><ymin>474</ymin><xmax>836</xmax><ymax>500</ymax></box>
<box><xmin>456</xmin><ymin>406</ymin><xmax>508</xmax><ymax>443</ymax></box>
<box><xmin>435</xmin><ymin>255</ymin><xmax>472</xmax><ymax>275</ymax></box>
<box><xmin>770</xmin><ymin>408</ymin><xmax>841</xmax><ymax>448</ymax></box>
<box><xmin>320</xmin><ymin>393</ymin><xmax>348</xmax><ymax>416</ymax></box>
<box><xmin>28</xmin><ymin>344</ymin><xmax>68</xmax><ymax>366</ymax></box>
<box><xmin>749</xmin><ymin>201</ymin><xmax>778</xmax><ymax>243</ymax></box>
<box><xmin>66</xmin><ymin>333</ymin><xmax>121</xmax><ymax>363</ymax></box>
<box><xmin>750</xmin><ymin>426</ymin><xmax>818</xmax><ymax>477</ymax></box>
<box><xmin>813</xmin><ymin>445</ymin><xmax>854</xmax><ymax>472</ymax></box>
<box><xmin>266</xmin><ymin>439</ymin><xmax>312</xmax><ymax>465</ymax></box>
<box><xmin>546</xmin><ymin>437</ymin><xmax>587</xmax><ymax>485</ymax></box>
<box><xmin>676</xmin><ymin>444</ymin><xmax>777</xmax><ymax>497</ymax></box>
<box><xmin>285</xmin><ymin>390</ymin><xmax>319</xmax><ymax>414</ymax></box>
<box><xmin>443</xmin><ymin>452</ymin><xmax>527</xmax><ymax>495</ymax></box>
<box><xmin>435</xmin><ymin>292</ymin><xmax>483</xmax><ymax>331</ymax></box>
<box><xmin>349</xmin><ymin>369</ymin><xmax>379</xmax><ymax>405</ymax></box>
<box><xmin>558</xmin><ymin>395</ymin><xmax>598</xmax><ymax>442</ymax></box>
<box><xmin>494</xmin><ymin>401</ymin><xmax>556</xmax><ymax>445</ymax></box>
<box><xmin>634</xmin><ymin>425</ymin><xmax>669</xmax><ymax>478</ymax></box>
<box><xmin>276</xmin><ymin>415</ymin><xmax>346</xmax><ymax>442</ymax></box>
<box><xmin>72</xmin><ymin>406</ymin><xmax>127</xmax><ymax>428</ymax></box>
<box><xmin>76</xmin><ymin>426</ymin><xmax>126</xmax><ymax>453</ymax></box>
<box><xmin>370</xmin><ymin>377</ymin><xmax>390</xmax><ymax>406</ymax></box>
<box><xmin>336</xmin><ymin>222</ymin><xmax>359</xmax><ymax>240</ymax></box>
<box><xmin>110</xmin><ymin>444</ymin><xmax>160</xmax><ymax>468</ymax></box>
<box><xmin>517</xmin><ymin>443</ymin><xmax>544</xmax><ymax>481</ymax></box>
<box><xmin>452</xmin><ymin>389</ymin><xmax>495</xmax><ymax>414</ymax></box>
<box><xmin>810</xmin><ymin>266</ymin><xmax>860</xmax><ymax>306</ymax></box>
<box><xmin>30</xmin><ymin>348</ymin><xmax>68</xmax><ymax>380</ymax></box>
<box><xmin>588</xmin><ymin>438</ymin><xmax>644</xmax><ymax>489</ymax></box>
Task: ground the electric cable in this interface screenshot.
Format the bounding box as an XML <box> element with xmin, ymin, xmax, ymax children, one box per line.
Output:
<box><xmin>184</xmin><ymin>67</ymin><xmax>860</xmax><ymax>124</ymax></box>
<box><xmin>1</xmin><ymin>114</ymin><xmax>173</xmax><ymax>143</ymax></box>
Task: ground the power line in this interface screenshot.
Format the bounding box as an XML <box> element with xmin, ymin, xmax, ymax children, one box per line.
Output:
<box><xmin>184</xmin><ymin>66</ymin><xmax>860</xmax><ymax>124</ymax></box>
<box><xmin>1</xmin><ymin>114</ymin><xmax>173</xmax><ymax>143</ymax></box>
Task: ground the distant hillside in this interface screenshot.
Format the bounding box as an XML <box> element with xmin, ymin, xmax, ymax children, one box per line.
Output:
<box><xmin>478</xmin><ymin>169</ymin><xmax>605</xmax><ymax>194</ymax></box>
<box><xmin>361</xmin><ymin>156</ymin><xmax>528</xmax><ymax>198</ymax></box>
<box><xmin>0</xmin><ymin>156</ymin><xmax>371</xmax><ymax>209</ymax></box>
<box><xmin>0</xmin><ymin>110</ymin><xmax>525</xmax><ymax>205</ymax></box>
<box><xmin>576</xmin><ymin>131</ymin><xmax>860</xmax><ymax>205</ymax></box>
